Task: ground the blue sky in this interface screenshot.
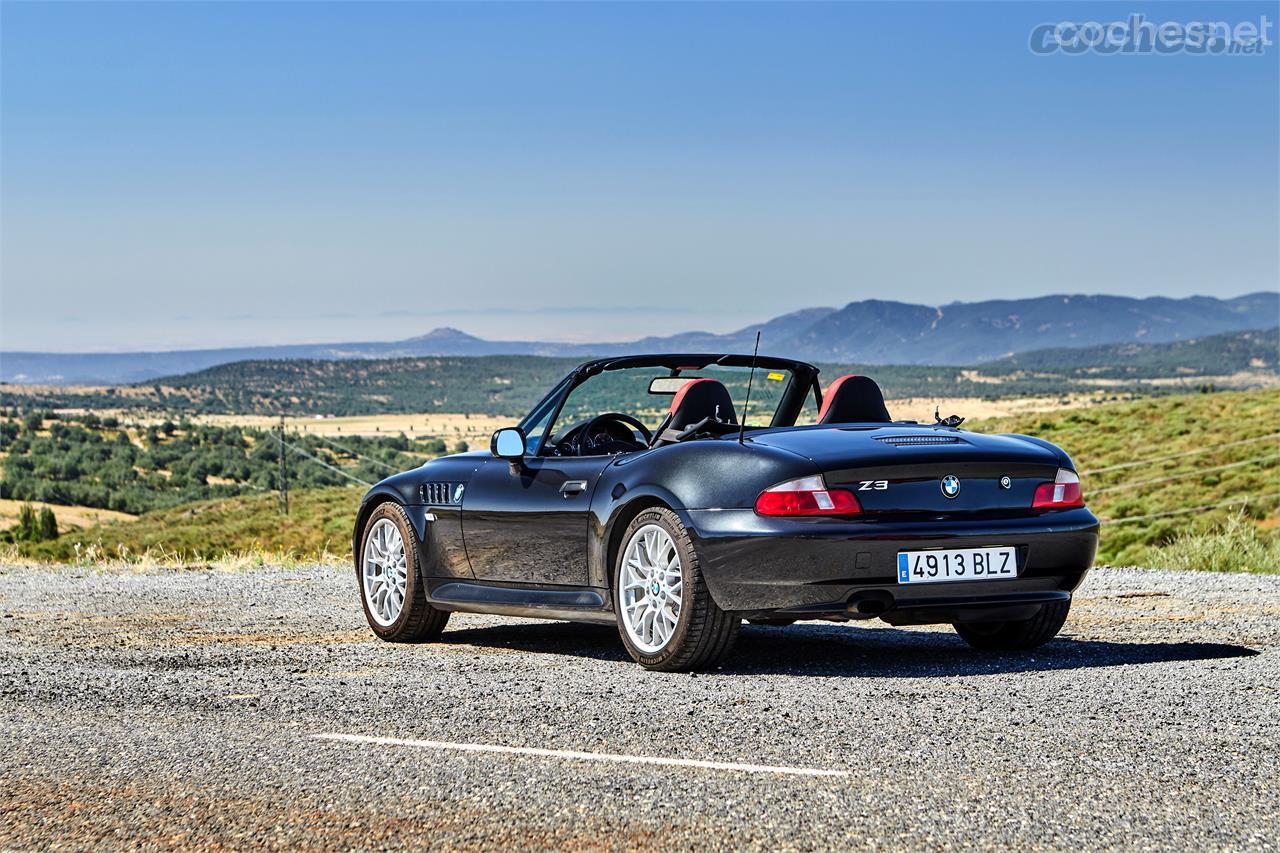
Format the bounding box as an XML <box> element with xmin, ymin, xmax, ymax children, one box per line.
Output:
<box><xmin>2</xmin><ymin>1</ymin><xmax>1277</xmax><ymax>352</ymax></box>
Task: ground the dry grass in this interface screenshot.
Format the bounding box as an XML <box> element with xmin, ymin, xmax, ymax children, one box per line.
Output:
<box><xmin>185</xmin><ymin>411</ymin><xmax>510</xmax><ymax>441</ymax></box>
<box><xmin>9</xmin><ymin>487</ymin><xmax>361</xmax><ymax>568</ymax></box>
<box><xmin>0</xmin><ymin>540</ymin><xmax>346</xmax><ymax>572</ymax></box>
<box><xmin>886</xmin><ymin>393</ymin><xmax>1104</xmax><ymax>423</ymax></box>
<box><xmin>1144</xmin><ymin>512</ymin><xmax>1280</xmax><ymax>574</ymax></box>
<box><xmin>104</xmin><ymin>410</ymin><xmax>509</xmax><ymax>447</ymax></box>
<box><xmin>0</xmin><ymin>499</ymin><xmax>136</xmax><ymax>530</ymax></box>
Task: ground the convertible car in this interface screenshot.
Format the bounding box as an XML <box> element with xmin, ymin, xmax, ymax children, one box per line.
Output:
<box><xmin>353</xmin><ymin>354</ymin><xmax>1099</xmax><ymax>670</ymax></box>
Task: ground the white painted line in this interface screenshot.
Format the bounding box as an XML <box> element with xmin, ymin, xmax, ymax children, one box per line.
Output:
<box><xmin>312</xmin><ymin>732</ymin><xmax>849</xmax><ymax>778</ymax></box>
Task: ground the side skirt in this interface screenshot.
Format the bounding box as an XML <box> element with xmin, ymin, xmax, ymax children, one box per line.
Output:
<box><xmin>426</xmin><ymin>579</ymin><xmax>616</xmax><ymax>625</ymax></box>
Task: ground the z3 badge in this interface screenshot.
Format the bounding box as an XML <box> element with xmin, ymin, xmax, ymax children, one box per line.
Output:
<box><xmin>858</xmin><ymin>480</ymin><xmax>889</xmax><ymax>491</ymax></box>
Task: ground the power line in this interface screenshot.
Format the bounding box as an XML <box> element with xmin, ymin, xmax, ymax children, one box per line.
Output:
<box><xmin>310</xmin><ymin>432</ymin><xmax>401</xmax><ymax>473</ymax></box>
<box><xmin>1083</xmin><ymin>433</ymin><xmax>1280</xmax><ymax>476</ymax></box>
<box><xmin>280</xmin><ymin>437</ymin><xmax>374</xmax><ymax>488</ymax></box>
<box><xmin>1101</xmin><ymin>493</ymin><xmax>1280</xmax><ymax>525</ymax></box>
<box><xmin>1091</xmin><ymin>454</ymin><xmax>1279</xmax><ymax>495</ymax></box>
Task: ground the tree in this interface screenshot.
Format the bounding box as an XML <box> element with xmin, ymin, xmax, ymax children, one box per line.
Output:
<box><xmin>38</xmin><ymin>507</ymin><xmax>57</xmax><ymax>540</ymax></box>
<box><xmin>10</xmin><ymin>504</ymin><xmax>56</xmax><ymax>542</ymax></box>
<box><xmin>453</xmin><ymin>440</ymin><xmax>469</xmax><ymax>453</ymax></box>
<box><xmin>16</xmin><ymin>504</ymin><xmax>37</xmax><ymax>541</ymax></box>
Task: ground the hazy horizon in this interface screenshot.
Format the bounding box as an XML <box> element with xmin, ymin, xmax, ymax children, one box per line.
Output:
<box><xmin>0</xmin><ymin>288</ymin><xmax>1273</xmax><ymax>356</ymax></box>
<box><xmin>3</xmin><ymin>2</ymin><xmax>1277</xmax><ymax>352</ymax></box>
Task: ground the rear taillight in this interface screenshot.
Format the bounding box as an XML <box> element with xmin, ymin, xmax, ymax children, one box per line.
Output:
<box><xmin>1032</xmin><ymin>468</ymin><xmax>1084</xmax><ymax>509</ymax></box>
<box><xmin>754</xmin><ymin>475</ymin><xmax>862</xmax><ymax>517</ymax></box>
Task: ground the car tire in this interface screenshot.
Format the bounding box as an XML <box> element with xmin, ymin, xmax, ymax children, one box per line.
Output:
<box><xmin>613</xmin><ymin>507</ymin><xmax>739</xmax><ymax>672</ymax></box>
<box><xmin>953</xmin><ymin>599</ymin><xmax>1070</xmax><ymax>651</ymax></box>
<box><xmin>357</xmin><ymin>502</ymin><xmax>449</xmax><ymax>643</ymax></box>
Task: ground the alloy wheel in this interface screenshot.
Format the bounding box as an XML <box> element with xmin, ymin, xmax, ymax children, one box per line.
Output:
<box><xmin>619</xmin><ymin>523</ymin><xmax>684</xmax><ymax>654</ymax></box>
<box><xmin>362</xmin><ymin>518</ymin><xmax>408</xmax><ymax>626</ymax></box>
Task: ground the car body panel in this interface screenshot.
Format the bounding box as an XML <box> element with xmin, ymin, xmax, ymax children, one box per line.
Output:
<box><xmin>684</xmin><ymin>506</ymin><xmax>1097</xmax><ymax>615</ymax></box>
<box><xmin>464</xmin><ymin>455</ymin><xmax>613</xmax><ymax>586</ymax></box>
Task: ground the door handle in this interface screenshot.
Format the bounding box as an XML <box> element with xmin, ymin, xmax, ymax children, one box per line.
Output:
<box><xmin>560</xmin><ymin>480</ymin><xmax>588</xmax><ymax>497</ymax></box>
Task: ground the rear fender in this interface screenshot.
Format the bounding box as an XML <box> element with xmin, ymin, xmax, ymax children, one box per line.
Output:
<box><xmin>1000</xmin><ymin>434</ymin><xmax>1075</xmax><ymax>470</ymax></box>
<box><xmin>589</xmin><ymin>441</ymin><xmax>818</xmax><ymax>591</ymax></box>
<box><xmin>590</xmin><ymin>483</ymin><xmax>690</xmax><ymax>594</ymax></box>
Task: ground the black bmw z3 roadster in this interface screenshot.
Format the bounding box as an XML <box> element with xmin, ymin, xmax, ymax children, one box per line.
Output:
<box><xmin>353</xmin><ymin>354</ymin><xmax>1098</xmax><ymax>671</ymax></box>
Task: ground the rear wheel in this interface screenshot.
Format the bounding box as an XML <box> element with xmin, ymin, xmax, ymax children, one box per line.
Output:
<box><xmin>953</xmin><ymin>600</ymin><xmax>1070</xmax><ymax>651</ymax></box>
<box><xmin>357</xmin><ymin>502</ymin><xmax>449</xmax><ymax>643</ymax></box>
<box><xmin>614</xmin><ymin>508</ymin><xmax>739</xmax><ymax>671</ymax></box>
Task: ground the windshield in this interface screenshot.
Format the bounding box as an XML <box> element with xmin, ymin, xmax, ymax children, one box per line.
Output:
<box><xmin>549</xmin><ymin>363</ymin><xmax>799</xmax><ymax>439</ymax></box>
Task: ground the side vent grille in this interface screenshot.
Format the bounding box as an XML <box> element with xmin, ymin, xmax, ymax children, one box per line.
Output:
<box><xmin>874</xmin><ymin>435</ymin><xmax>963</xmax><ymax>446</ymax></box>
<box><xmin>421</xmin><ymin>482</ymin><xmax>463</xmax><ymax>506</ymax></box>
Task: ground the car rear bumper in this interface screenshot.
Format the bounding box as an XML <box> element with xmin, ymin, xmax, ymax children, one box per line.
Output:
<box><xmin>684</xmin><ymin>507</ymin><xmax>1099</xmax><ymax>622</ymax></box>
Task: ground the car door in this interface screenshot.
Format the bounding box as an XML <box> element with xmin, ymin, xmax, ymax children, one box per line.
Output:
<box><xmin>462</xmin><ymin>454</ymin><xmax>614</xmax><ymax>586</ymax></box>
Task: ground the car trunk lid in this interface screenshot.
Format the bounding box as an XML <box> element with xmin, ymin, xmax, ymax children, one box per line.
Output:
<box><xmin>747</xmin><ymin>426</ymin><xmax>1062</xmax><ymax>514</ymax></box>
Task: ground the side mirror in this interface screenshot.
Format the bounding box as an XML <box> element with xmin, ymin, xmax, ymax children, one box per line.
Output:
<box><xmin>491</xmin><ymin>427</ymin><xmax>526</xmax><ymax>460</ymax></box>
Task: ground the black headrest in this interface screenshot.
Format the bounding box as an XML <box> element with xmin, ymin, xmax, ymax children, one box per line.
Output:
<box><xmin>669</xmin><ymin>379</ymin><xmax>738</xmax><ymax>431</ymax></box>
<box><xmin>817</xmin><ymin>375</ymin><xmax>891</xmax><ymax>424</ymax></box>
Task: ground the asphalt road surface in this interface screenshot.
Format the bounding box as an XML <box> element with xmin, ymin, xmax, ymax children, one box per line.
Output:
<box><xmin>2</xmin><ymin>564</ymin><xmax>1277</xmax><ymax>850</ymax></box>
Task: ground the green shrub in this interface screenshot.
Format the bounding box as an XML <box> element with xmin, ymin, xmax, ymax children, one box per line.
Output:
<box><xmin>4</xmin><ymin>504</ymin><xmax>58</xmax><ymax>543</ymax></box>
<box><xmin>38</xmin><ymin>507</ymin><xmax>57</xmax><ymax>540</ymax></box>
<box><xmin>1144</xmin><ymin>513</ymin><xmax>1280</xmax><ymax>573</ymax></box>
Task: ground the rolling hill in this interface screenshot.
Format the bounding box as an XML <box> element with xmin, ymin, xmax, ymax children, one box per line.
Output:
<box><xmin>3</xmin><ymin>291</ymin><xmax>1274</xmax><ymax>384</ymax></box>
<box><xmin>3</xmin><ymin>328</ymin><xmax>1275</xmax><ymax>418</ymax></box>
<box><xmin>985</xmin><ymin>327</ymin><xmax>1279</xmax><ymax>376</ymax></box>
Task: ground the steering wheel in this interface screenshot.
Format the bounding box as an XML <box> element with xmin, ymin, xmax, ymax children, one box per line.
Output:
<box><xmin>572</xmin><ymin>412</ymin><xmax>653</xmax><ymax>456</ymax></box>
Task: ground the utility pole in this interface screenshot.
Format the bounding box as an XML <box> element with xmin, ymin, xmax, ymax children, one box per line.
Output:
<box><xmin>277</xmin><ymin>414</ymin><xmax>289</xmax><ymax>515</ymax></box>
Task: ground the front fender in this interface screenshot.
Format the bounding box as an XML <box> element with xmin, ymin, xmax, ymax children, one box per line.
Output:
<box><xmin>351</xmin><ymin>486</ymin><xmax>431</xmax><ymax>566</ymax></box>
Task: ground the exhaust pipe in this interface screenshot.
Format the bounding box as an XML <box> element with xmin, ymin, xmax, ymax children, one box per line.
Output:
<box><xmin>846</xmin><ymin>591</ymin><xmax>894</xmax><ymax>620</ymax></box>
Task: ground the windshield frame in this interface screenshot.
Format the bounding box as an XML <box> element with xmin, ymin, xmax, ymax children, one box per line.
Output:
<box><xmin>517</xmin><ymin>353</ymin><xmax>821</xmax><ymax>457</ymax></box>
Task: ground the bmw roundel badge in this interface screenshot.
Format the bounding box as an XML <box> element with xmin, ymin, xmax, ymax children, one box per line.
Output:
<box><xmin>941</xmin><ymin>475</ymin><xmax>961</xmax><ymax>499</ymax></box>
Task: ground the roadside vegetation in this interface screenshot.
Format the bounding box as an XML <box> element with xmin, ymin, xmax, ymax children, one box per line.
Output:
<box><xmin>5</xmin><ymin>487</ymin><xmax>359</xmax><ymax>565</ymax></box>
<box><xmin>973</xmin><ymin>388</ymin><xmax>1279</xmax><ymax>570</ymax></box>
<box><xmin>0</xmin><ymin>503</ymin><xmax>59</xmax><ymax>544</ymax></box>
<box><xmin>1142</xmin><ymin>512</ymin><xmax>1280</xmax><ymax>574</ymax></box>
<box><xmin>0</xmin><ymin>410</ymin><xmax>457</xmax><ymax>515</ymax></box>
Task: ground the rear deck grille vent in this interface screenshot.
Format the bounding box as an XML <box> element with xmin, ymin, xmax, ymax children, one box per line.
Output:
<box><xmin>421</xmin><ymin>481</ymin><xmax>463</xmax><ymax>506</ymax></box>
<box><xmin>874</xmin><ymin>434</ymin><xmax>963</xmax><ymax>446</ymax></box>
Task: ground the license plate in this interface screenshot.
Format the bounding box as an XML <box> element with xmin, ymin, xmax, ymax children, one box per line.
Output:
<box><xmin>897</xmin><ymin>547</ymin><xmax>1017</xmax><ymax>584</ymax></box>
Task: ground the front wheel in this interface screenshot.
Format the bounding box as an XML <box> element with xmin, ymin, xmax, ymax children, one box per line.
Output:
<box><xmin>614</xmin><ymin>507</ymin><xmax>739</xmax><ymax>671</ymax></box>
<box><xmin>953</xmin><ymin>599</ymin><xmax>1070</xmax><ymax>651</ymax></box>
<box><xmin>357</xmin><ymin>502</ymin><xmax>450</xmax><ymax>643</ymax></box>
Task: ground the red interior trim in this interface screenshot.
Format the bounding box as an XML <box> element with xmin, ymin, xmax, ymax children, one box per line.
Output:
<box><xmin>816</xmin><ymin>375</ymin><xmax>861</xmax><ymax>423</ymax></box>
<box><xmin>669</xmin><ymin>378</ymin><xmax>717</xmax><ymax>415</ymax></box>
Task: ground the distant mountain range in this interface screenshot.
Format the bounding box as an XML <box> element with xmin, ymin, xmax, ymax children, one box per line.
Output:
<box><xmin>5</xmin><ymin>328</ymin><xmax>1273</xmax><ymax>419</ymax></box>
<box><xmin>3</xmin><ymin>291</ymin><xmax>1276</xmax><ymax>385</ymax></box>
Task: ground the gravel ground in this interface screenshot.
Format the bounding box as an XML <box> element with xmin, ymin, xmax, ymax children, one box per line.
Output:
<box><xmin>1</xmin><ymin>564</ymin><xmax>1277</xmax><ymax>850</ymax></box>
